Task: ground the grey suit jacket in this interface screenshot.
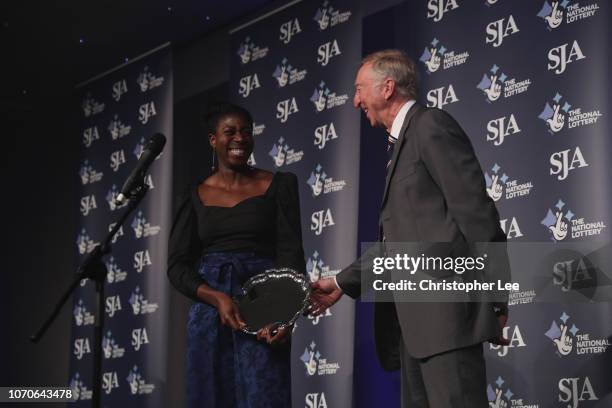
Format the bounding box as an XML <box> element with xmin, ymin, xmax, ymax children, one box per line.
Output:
<box><xmin>337</xmin><ymin>103</ymin><xmax>509</xmax><ymax>368</ymax></box>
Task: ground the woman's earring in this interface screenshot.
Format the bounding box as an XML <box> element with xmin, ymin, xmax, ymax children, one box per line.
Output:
<box><xmin>211</xmin><ymin>148</ymin><xmax>216</xmax><ymax>171</ymax></box>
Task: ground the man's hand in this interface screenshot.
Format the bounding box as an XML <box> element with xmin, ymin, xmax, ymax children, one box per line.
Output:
<box><xmin>489</xmin><ymin>311</ymin><xmax>510</xmax><ymax>346</ymax></box>
<box><xmin>309</xmin><ymin>278</ymin><xmax>343</xmax><ymax>316</ymax></box>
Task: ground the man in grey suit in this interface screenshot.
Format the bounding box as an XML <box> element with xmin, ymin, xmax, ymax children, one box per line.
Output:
<box><xmin>310</xmin><ymin>49</ymin><xmax>509</xmax><ymax>408</ymax></box>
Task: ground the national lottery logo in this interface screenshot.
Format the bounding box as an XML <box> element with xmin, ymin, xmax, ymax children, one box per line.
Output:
<box><xmin>81</xmin><ymin>93</ymin><xmax>105</xmax><ymax>117</ymax></box>
<box><xmin>105</xmin><ymin>256</ymin><xmax>128</xmax><ymax>284</ymax></box>
<box><xmin>105</xmin><ymin>185</ymin><xmax>126</xmax><ymax>211</ymax></box>
<box><xmin>537</xmin><ymin>1</ymin><xmax>600</xmax><ymax>30</ymax></box>
<box><xmin>108</xmin><ymin>114</ymin><xmax>131</xmax><ymax>140</ymax></box>
<box><xmin>300</xmin><ymin>341</ymin><xmax>340</xmax><ymax>376</ymax></box>
<box><xmin>131</xmin><ymin>210</ymin><xmax>161</xmax><ymax>239</ymax></box>
<box><xmin>268</xmin><ymin>137</ymin><xmax>303</xmax><ymax>168</ymax></box>
<box><xmin>82</xmin><ymin>126</ymin><xmax>100</xmax><ymax>148</ymax></box>
<box><xmin>487</xmin><ymin>376</ymin><xmax>539</xmax><ymax>408</ymax></box>
<box><xmin>129</xmin><ymin>286</ymin><xmax>159</xmax><ymax>315</ymax></box>
<box><xmin>102</xmin><ymin>330</ymin><xmax>125</xmax><ymax>359</ymax></box>
<box><xmin>136</xmin><ymin>66</ymin><xmax>165</xmax><ymax>92</ymax></box>
<box><xmin>76</xmin><ymin>228</ymin><xmax>99</xmax><ymax>255</ymax></box>
<box><xmin>545</xmin><ymin>312</ymin><xmax>610</xmax><ymax>357</ymax></box>
<box><xmin>419</xmin><ymin>38</ymin><xmax>469</xmax><ymax>74</ymax></box>
<box><xmin>127</xmin><ymin>365</ymin><xmax>156</xmax><ymax>395</ymax></box>
<box><xmin>272</xmin><ymin>58</ymin><xmax>307</xmax><ymax>88</ymax></box>
<box><xmin>314</xmin><ymin>1</ymin><xmax>352</xmax><ymax>31</ymax></box>
<box><xmin>73</xmin><ymin>299</ymin><xmax>95</xmax><ymax>326</ymax></box>
<box><xmin>306</xmin><ymin>164</ymin><xmax>346</xmax><ymax>197</ymax></box>
<box><xmin>541</xmin><ymin>199</ymin><xmax>606</xmax><ymax>241</ymax></box>
<box><xmin>476</xmin><ymin>64</ymin><xmax>531</xmax><ymax>103</ymax></box>
<box><xmin>484</xmin><ymin>163</ymin><xmax>533</xmax><ymax>202</ymax></box>
<box><xmin>70</xmin><ymin>372</ymin><xmax>93</xmax><ymax>401</ymax></box>
<box><xmin>79</xmin><ymin>160</ymin><xmax>104</xmax><ymax>185</ymax></box>
<box><xmin>307</xmin><ymin>250</ymin><xmax>341</xmax><ymax>282</ymax></box>
<box><xmin>538</xmin><ymin>92</ymin><xmax>603</xmax><ymax>134</ymax></box>
<box><xmin>237</xmin><ymin>36</ymin><xmax>269</xmax><ymax>64</ymax></box>
<box><xmin>253</xmin><ymin>122</ymin><xmax>265</xmax><ymax>136</ymax></box>
<box><xmin>310</xmin><ymin>81</ymin><xmax>349</xmax><ymax>112</ymax></box>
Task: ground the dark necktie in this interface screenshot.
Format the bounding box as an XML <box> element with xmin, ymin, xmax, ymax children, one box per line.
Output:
<box><xmin>386</xmin><ymin>133</ymin><xmax>397</xmax><ymax>170</ymax></box>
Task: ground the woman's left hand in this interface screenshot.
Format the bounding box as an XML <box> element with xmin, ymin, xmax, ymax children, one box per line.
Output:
<box><xmin>256</xmin><ymin>324</ymin><xmax>291</xmax><ymax>345</ymax></box>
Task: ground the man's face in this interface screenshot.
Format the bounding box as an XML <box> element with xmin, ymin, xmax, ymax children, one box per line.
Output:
<box><xmin>353</xmin><ymin>63</ymin><xmax>387</xmax><ymax>128</ymax></box>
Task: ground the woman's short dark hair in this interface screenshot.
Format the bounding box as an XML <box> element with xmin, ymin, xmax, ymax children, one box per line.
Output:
<box><xmin>204</xmin><ymin>102</ymin><xmax>253</xmax><ymax>135</ymax></box>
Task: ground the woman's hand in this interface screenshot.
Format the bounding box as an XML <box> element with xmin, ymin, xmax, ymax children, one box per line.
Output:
<box><xmin>256</xmin><ymin>324</ymin><xmax>291</xmax><ymax>345</ymax></box>
<box><xmin>212</xmin><ymin>292</ymin><xmax>246</xmax><ymax>330</ymax></box>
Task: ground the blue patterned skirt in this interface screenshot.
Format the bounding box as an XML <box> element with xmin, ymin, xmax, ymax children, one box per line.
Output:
<box><xmin>186</xmin><ymin>252</ymin><xmax>291</xmax><ymax>408</ymax></box>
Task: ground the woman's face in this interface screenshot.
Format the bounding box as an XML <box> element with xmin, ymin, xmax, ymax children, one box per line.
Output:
<box><xmin>210</xmin><ymin>113</ymin><xmax>254</xmax><ymax>169</ymax></box>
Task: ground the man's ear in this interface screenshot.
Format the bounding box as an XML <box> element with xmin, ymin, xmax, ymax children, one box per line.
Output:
<box><xmin>383</xmin><ymin>78</ymin><xmax>396</xmax><ymax>100</ymax></box>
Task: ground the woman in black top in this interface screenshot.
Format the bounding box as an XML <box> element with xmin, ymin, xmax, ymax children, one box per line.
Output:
<box><xmin>167</xmin><ymin>103</ymin><xmax>305</xmax><ymax>408</ymax></box>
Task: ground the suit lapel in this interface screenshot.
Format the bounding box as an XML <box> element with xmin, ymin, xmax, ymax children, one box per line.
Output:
<box><xmin>381</xmin><ymin>103</ymin><xmax>421</xmax><ymax>205</ymax></box>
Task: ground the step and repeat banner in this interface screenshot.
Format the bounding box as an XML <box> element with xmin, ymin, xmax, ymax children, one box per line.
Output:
<box><xmin>353</xmin><ymin>1</ymin><xmax>611</xmax><ymax>407</ymax></box>
<box><xmin>69</xmin><ymin>46</ymin><xmax>173</xmax><ymax>407</ymax></box>
<box><xmin>229</xmin><ymin>0</ymin><xmax>361</xmax><ymax>407</ymax></box>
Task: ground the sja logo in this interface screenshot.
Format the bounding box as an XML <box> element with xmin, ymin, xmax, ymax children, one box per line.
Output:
<box><xmin>307</xmin><ymin>308</ymin><xmax>332</xmax><ymax>326</ymax></box>
<box><xmin>111</xmin><ymin>79</ymin><xmax>128</xmax><ymax>101</ymax></box>
<box><xmin>105</xmin><ymin>185</ymin><xmax>126</xmax><ymax>211</ymax></box>
<box><xmin>305</xmin><ymin>392</ymin><xmax>328</xmax><ymax>408</ymax></box>
<box><xmin>317</xmin><ymin>39</ymin><xmax>341</xmax><ymax>66</ymax></box>
<box><xmin>131</xmin><ymin>328</ymin><xmax>150</xmax><ymax>351</ymax></box>
<box><xmin>130</xmin><ymin>327</ymin><xmax>149</xmax><ymax>351</ymax></box>
<box><xmin>105</xmin><ymin>295</ymin><xmax>122</xmax><ymax>318</ymax></box>
<box><xmin>108</xmin><ymin>223</ymin><xmax>124</xmax><ymax>244</ymax></box>
<box><xmin>541</xmin><ymin>199</ymin><xmax>606</xmax><ymax>241</ymax></box>
<box><xmin>105</xmin><ymin>256</ymin><xmax>127</xmax><ymax>284</ymax></box>
<box><xmin>314</xmin><ymin>1</ymin><xmax>351</xmax><ymax>30</ymax></box>
<box><xmin>485</xmin><ymin>15</ymin><xmax>519</xmax><ymax>47</ymax></box>
<box><xmin>268</xmin><ymin>136</ymin><xmax>303</xmax><ymax>167</ymax></box>
<box><xmin>70</xmin><ymin>372</ymin><xmax>92</xmax><ymax>400</ymax></box>
<box><xmin>539</xmin><ymin>92</ymin><xmax>603</xmax><ymax>134</ymax></box>
<box><xmin>553</xmin><ymin>257</ymin><xmax>595</xmax><ymax>292</ymax></box>
<box><xmin>79</xmin><ymin>194</ymin><xmax>98</xmax><ymax>216</ymax></box>
<box><xmin>81</xmin><ymin>94</ymin><xmax>105</xmax><ymax>117</ymax></box>
<box><xmin>426</xmin><ymin>84</ymin><xmax>459</xmax><ymax>108</ymax></box>
<box><xmin>419</xmin><ymin>37</ymin><xmax>469</xmax><ymax>74</ymax></box>
<box><xmin>279</xmin><ymin>18</ymin><xmax>302</xmax><ymax>44</ymax></box>
<box><xmin>102</xmin><ymin>331</ymin><xmax>125</xmax><ymax>359</ymax></box>
<box><xmin>306</xmin><ymin>250</ymin><xmax>341</xmax><ymax>282</ymax></box>
<box><xmin>108</xmin><ymin>114</ymin><xmax>131</xmax><ymax>140</ymax></box>
<box><xmin>82</xmin><ymin>126</ymin><xmax>100</xmax><ymax>148</ymax></box>
<box><xmin>300</xmin><ymin>341</ymin><xmax>340</xmax><ymax>376</ymax></box>
<box><xmin>310</xmin><ymin>81</ymin><xmax>349</xmax><ymax>112</ymax></box>
<box><xmin>558</xmin><ymin>377</ymin><xmax>598</xmax><ymax>408</ymax></box>
<box><xmin>134</xmin><ymin>250</ymin><xmax>153</xmax><ymax>273</ymax></box>
<box><xmin>79</xmin><ymin>160</ymin><xmax>104</xmax><ymax>185</ymax></box>
<box><xmin>127</xmin><ymin>365</ymin><xmax>155</xmax><ymax>395</ymax></box>
<box><xmin>538</xmin><ymin>1</ymin><xmax>600</xmax><ymax>31</ymax></box>
<box><xmin>500</xmin><ymin>217</ymin><xmax>523</xmax><ymax>239</ymax></box>
<box><xmin>109</xmin><ymin>149</ymin><xmax>126</xmax><ymax>172</ymax></box>
<box><xmin>426</xmin><ymin>0</ymin><xmax>459</xmax><ymax>22</ymax></box>
<box><xmin>73</xmin><ymin>299</ymin><xmax>95</xmax><ymax>326</ymax></box>
<box><xmin>549</xmin><ymin>146</ymin><xmax>588</xmax><ymax>181</ymax></box>
<box><xmin>131</xmin><ymin>210</ymin><xmax>161</xmax><ymax>239</ymax></box>
<box><xmin>548</xmin><ymin>40</ymin><xmax>585</xmax><ymax>75</ymax></box>
<box><xmin>486</xmin><ymin>0</ymin><xmax>500</xmax><ymax>5</ymax></box>
<box><xmin>238</xmin><ymin>74</ymin><xmax>261</xmax><ymax>98</ymax></box>
<box><xmin>76</xmin><ymin>229</ymin><xmax>99</xmax><ymax>255</ymax></box>
<box><xmin>276</xmin><ymin>97</ymin><xmax>299</xmax><ymax>123</ymax></box>
<box><xmin>311</xmin><ymin>209</ymin><xmax>335</xmax><ymax>236</ymax></box>
<box><xmin>272</xmin><ymin>58</ymin><xmax>307</xmax><ymax>87</ymax></box>
<box><xmin>102</xmin><ymin>371</ymin><xmax>119</xmax><ymax>395</ymax></box>
<box><xmin>489</xmin><ymin>325</ymin><xmax>526</xmax><ymax>357</ymax></box>
<box><xmin>237</xmin><ymin>36</ymin><xmax>269</xmax><ymax>64</ymax></box>
<box><xmin>314</xmin><ymin>122</ymin><xmax>339</xmax><ymax>150</ymax></box>
<box><xmin>477</xmin><ymin>64</ymin><xmax>531</xmax><ymax>102</ymax></box>
<box><xmin>307</xmin><ymin>164</ymin><xmax>346</xmax><ymax>197</ymax></box>
<box><xmin>486</xmin><ymin>114</ymin><xmax>521</xmax><ymax>146</ymax></box>
<box><xmin>484</xmin><ymin>163</ymin><xmax>533</xmax><ymax>202</ymax></box>
<box><xmin>138</xmin><ymin>101</ymin><xmax>157</xmax><ymax>124</ymax></box>
<box><xmin>487</xmin><ymin>376</ymin><xmax>539</xmax><ymax>408</ymax></box>
<box><xmin>129</xmin><ymin>286</ymin><xmax>159</xmax><ymax>315</ymax></box>
<box><xmin>74</xmin><ymin>337</ymin><xmax>91</xmax><ymax>360</ymax></box>
<box><xmin>137</xmin><ymin>66</ymin><xmax>165</xmax><ymax>92</ymax></box>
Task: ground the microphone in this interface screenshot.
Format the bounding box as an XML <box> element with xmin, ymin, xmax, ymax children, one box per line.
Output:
<box><xmin>115</xmin><ymin>133</ymin><xmax>166</xmax><ymax>204</ymax></box>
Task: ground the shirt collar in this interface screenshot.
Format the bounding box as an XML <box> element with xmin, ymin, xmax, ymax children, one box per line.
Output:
<box><xmin>389</xmin><ymin>100</ymin><xmax>416</xmax><ymax>143</ymax></box>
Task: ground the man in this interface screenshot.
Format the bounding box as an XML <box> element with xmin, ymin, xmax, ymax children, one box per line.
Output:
<box><xmin>310</xmin><ymin>50</ymin><xmax>509</xmax><ymax>408</ymax></box>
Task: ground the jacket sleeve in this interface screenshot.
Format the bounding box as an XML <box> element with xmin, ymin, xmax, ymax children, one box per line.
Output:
<box><xmin>275</xmin><ymin>172</ymin><xmax>306</xmax><ymax>275</ymax></box>
<box><xmin>167</xmin><ymin>191</ymin><xmax>205</xmax><ymax>301</ymax></box>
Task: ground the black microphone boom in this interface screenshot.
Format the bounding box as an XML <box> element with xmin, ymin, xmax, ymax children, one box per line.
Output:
<box><xmin>115</xmin><ymin>133</ymin><xmax>166</xmax><ymax>204</ymax></box>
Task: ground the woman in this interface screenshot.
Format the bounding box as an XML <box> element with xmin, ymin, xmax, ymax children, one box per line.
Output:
<box><xmin>167</xmin><ymin>102</ymin><xmax>305</xmax><ymax>408</ymax></box>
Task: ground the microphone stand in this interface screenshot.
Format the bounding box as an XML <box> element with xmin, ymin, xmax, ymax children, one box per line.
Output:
<box><xmin>31</xmin><ymin>180</ymin><xmax>150</xmax><ymax>408</ymax></box>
